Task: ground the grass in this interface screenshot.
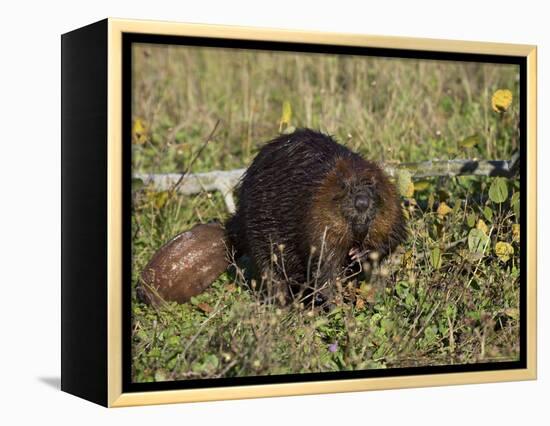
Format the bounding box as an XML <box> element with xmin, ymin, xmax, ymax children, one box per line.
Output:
<box><xmin>130</xmin><ymin>43</ymin><xmax>521</xmax><ymax>382</ymax></box>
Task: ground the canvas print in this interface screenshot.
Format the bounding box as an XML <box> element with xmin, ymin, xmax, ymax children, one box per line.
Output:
<box><xmin>130</xmin><ymin>42</ymin><xmax>521</xmax><ymax>383</ymax></box>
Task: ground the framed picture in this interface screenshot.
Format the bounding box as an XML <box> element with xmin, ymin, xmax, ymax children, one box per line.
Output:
<box><xmin>61</xmin><ymin>18</ymin><xmax>537</xmax><ymax>407</ymax></box>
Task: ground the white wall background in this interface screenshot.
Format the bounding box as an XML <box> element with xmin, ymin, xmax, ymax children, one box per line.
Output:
<box><xmin>0</xmin><ymin>0</ymin><xmax>547</xmax><ymax>424</ymax></box>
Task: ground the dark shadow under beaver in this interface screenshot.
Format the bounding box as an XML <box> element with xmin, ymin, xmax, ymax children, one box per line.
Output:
<box><xmin>226</xmin><ymin>128</ymin><xmax>407</xmax><ymax>307</ymax></box>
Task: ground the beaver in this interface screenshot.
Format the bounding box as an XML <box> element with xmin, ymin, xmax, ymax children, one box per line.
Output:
<box><xmin>137</xmin><ymin>223</ymin><xmax>229</xmax><ymax>306</ymax></box>
<box><xmin>225</xmin><ymin>128</ymin><xmax>406</xmax><ymax>305</ymax></box>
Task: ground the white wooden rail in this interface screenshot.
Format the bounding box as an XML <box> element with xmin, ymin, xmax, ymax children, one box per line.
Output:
<box><xmin>134</xmin><ymin>157</ymin><xmax>517</xmax><ymax>214</ymax></box>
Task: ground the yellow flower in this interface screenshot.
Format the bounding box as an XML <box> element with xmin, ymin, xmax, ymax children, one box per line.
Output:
<box><xmin>279</xmin><ymin>100</ymin><xmax>293</xmax><ymax>133</ymax></box>
<box><xmin>396</xmin><ymin>170</ymin><xmax>414</xmax><ymax>198</ymax></box>
<box><xmin>512</xmin><ymin>224</ymin><xmax>520</xmax><ymax>242</ymax></box>
<box><xmin>132</xmin><ymin>118</ymin><xmax>148</xmax><ymax>144</ymax></box>
<box><xmin>437</xmin><ymin>202</ymin><xmax>453</xmax><ymax>218</ymax></box>
<box><xmin>404</xmin><ymin>181</ymin><xmax>415</xmax><ymax>198</ymax></box>
<box><xmin>491</xmin><ymin>89</ymin><xmax>513</xmax><ymax>113</ymax></box>
<box><xmin>495</xmin><ymin>241</ymin><xmax>514</xmax><ymax>262</ymax></box>
<box><xmin>476</xmin><ymin>219</ymin><xmax>489</xmax><ymax>235</ymax></box>
<box><xmin>402</xmin><ymin>249</ymin><xmax>414</xmax><ymax>269</ymax></box>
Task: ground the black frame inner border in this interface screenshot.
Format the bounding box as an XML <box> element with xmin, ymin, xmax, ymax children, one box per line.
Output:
<box><xmin>122</xmin><ymin>32</ymin><xmax>528</xmax><ymax>393</ymax></box>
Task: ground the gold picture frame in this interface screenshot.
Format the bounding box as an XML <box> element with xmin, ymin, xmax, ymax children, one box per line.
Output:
<box><xmin>61</xmin><ymin>18</ymin><xmax>537</xmax><ymax>407</ymax></box>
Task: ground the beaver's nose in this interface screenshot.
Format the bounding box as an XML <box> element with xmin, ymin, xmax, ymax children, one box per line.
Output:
<box><xmin>354</xmin><ymin>194</ymin><xmax>370</xmax><ymax>212</ymax></box>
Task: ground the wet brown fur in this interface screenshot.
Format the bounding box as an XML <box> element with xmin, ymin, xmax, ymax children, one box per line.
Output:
<box><xmin>226</xmin><ymin>129</ymin><xmax>407</xmax><ymax>305</ymax></box>
<box><xmin>138</xmin><ymin>223</ymin><xmax>229</xmax><ymax>306</ymax></box>
<box><xmin>308</xmin><ymin>157</ymin><xmax>404</xmax><ymax>265</ymax></box>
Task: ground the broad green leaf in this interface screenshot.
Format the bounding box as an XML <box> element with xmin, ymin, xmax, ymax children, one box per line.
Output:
<box><xmin>192</xmin><ymin>354</ymin><xmax>219</xmax><ymax>373</ymax></box>
<box><xmin>457</xmin><ymin>176</ymin><xmax>473</xmax><ymax>189</ymax></box>
<box><xmin>468</xmin><ymin>228</ymin><xmax>490</xmax><ymax>254</ymax></box>
<box><xmin>510</xmin><ymin>192</ymin><xmax>520</xmax><ymax>208</ymax></box>
<box><xmin>459</xmin><ymin>134</ymin><xmax>481</xmax><ymax>149</ymax></box>
<box><xmin>483</xmin><ymin>205</ymin><xmax>494</xmax><ymax>222</ymax></box>
<box><xmin>445</xmin><ymin>304</ymin><xmax>457</xmax><ymax>319</ymax></box>
<box><xmin>132</xmin><ymin>177</ymin><xmax>145</xmax><ymax>190</ymax></box>
<box><xmin>467</xmin><ymin>311</ymin><xmax>481</xmax><ymax>321</ymax></box>
<box><xmin>414</xmin><ymin>180</ymin><xmax>431</xmax><ymax>191</ymax></box>
<box><xmin>511</xmin><ymin>192</ymin><xmax>520</xmax><ymax>219</ymax></box>
<box><xmin>396</xmin><ymin>281</ymin><xmax>410</xmax><ymax>298</ymax></box>
<box><xmin>424</xmin><ymin>326</ymin><xmax>438</xmax><ymax>344</ymax></box>
<box><xmin>467</xmin><ymin>212</ymin><xmax>476</xmax><ymax>228</ymax></box>
<box><xmin>153</xmin><ymin>191</ymin><xmax>170</xmax><ymax>209</ymax></box>
<box><xmin>381</xmin><ymin>318</ymin><xmax>395</xmax><ymax>332</ymax></box>
<box><xmin>431</xmin><ymin>247</ymin><xmax>442</xmax><ymax>269</ymax></box>
<box><xmin>488</xmin><ymin>177</ymin><xmax>508</xmax><ymax>204</ymax></box>
<box><xmin>166</xmin><ymin>336</ymin><xmax>180</xmax><ymax>347</ymax></box>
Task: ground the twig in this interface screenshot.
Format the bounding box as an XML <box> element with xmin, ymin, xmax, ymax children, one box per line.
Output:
<box><xmin>169</xmin><ymin>120</ymin><xmax>220</xmax><ymax>194</ymax></box>
<box><xmin>180</xmin><ymin>298</ymin><xmax>225</xmax><ymax>360</ymax></box>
